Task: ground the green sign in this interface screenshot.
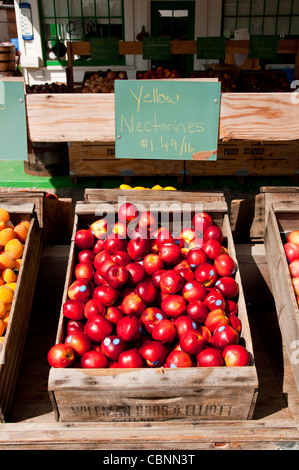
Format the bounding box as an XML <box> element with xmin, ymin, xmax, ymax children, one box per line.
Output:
<box><xmin>142</xmin><ymin>37</ymin><xmax>171</xmax><ymax>60</ymax></box>
<box><xmin>197</xmin><ymin>37</ymin><xmax>226</xmax><ymax>60</ymax></box>
<box><xmin>90</xmin><ymin>38</ymin><xmax>119</xmax><ymax>63</ymax></box>
<box><xmin>0</xmin><ymin>79</ymin><xmax>27</xmax><ymax>161</ymax></box>
<box><xmin>115</xmin><ymin>80</ymin><xmax>221</xmax><ymax>161</ymax></box>
<box><xmin>249</xmin><ymin>35</ymin><xmax>279</xmax><ymax>59</ymax></box>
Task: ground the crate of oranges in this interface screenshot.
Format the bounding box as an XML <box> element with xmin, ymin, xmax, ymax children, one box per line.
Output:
<box><xmin>0</xmin><ymin>200</ymin><xmax>42</xmax><ymax>422</ymax></box>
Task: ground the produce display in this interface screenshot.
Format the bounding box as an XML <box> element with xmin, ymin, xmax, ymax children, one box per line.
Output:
<box><xmin>81</xmin><ymin>70</ymin><xmax>127</xmax><ymax>93</ymax></box>
<box><xmin>189</xmin><ymin>70</ymin><xmax>237</xmax><ymax>93</ymax></box>
<box><xmin>48</xmin><ymin>204</ymin><xmax>251</xmax><ymax>369</ymax></box>
<box><xmin>283</xmin><ymin>230</ymin><xmax>299</xmax><ymax>306</ymax></box>
<box><xmin>26</xmin><ymin>82</ymin><xmax>71</xmax><ymax>94</ymax></box>
<box><xmin>119</xmin><ymin>184</ymin><xmax>177</xmax><ymax>191</ymax></box>
<box><xmin>137</xmin><ymin>66</ymin><xmax>181</xmax><ymax>80</ymax></box>
<box><xmin>241</xmin><ymin>71</ymin><xmax>291</xmax><ymax>92</ymax></box>
<box><xmin>0</xmin><ymin>208</ymin><xmax>28</xmax><ymax>347</ymax></box>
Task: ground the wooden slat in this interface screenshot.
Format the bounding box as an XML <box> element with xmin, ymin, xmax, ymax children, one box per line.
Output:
<box><xmin>264</xmin><ymin>203</ymin><xmax>299</xmax><ymax>393</ymax></box>
<box><xmin>220</xmin><ymin>93</ymin><xmax>299</xmax><ymax>141</ymax></box>
<box><xmin>0</xmin><ymin>420</ymin><xmax>298</xmax><ymax>450</ymax></box>
<box><xmin>69</xmin><ymin>157</ymin><xmax>185</xmax><ymax>178</ymax></box>
<box><xmin>26</xmin><ymin>92</ymin><xmax>299</xmax><ymax>143</ymax></box>
<box><xmin>84</xmin><ymin>188</ymin><xmax>226</xmax><ymax>204</ymax></box>
<box><xmin>67</xmin><ymin>38</ymin><xmax>299</xmax><ymax>58</ymax></box>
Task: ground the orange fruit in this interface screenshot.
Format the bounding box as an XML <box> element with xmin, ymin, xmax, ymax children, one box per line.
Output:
<box><xmin>5</xmin><ymin>302</ymin><xmax>11</xmax><ymax>312</ymax></box>
<box><xmin>4</xmin><ymin>239</ymin><xmax>24</xmax><ymax>260</ymax></box>
<box><xmin>0</xmin><ymin>219</ymin><xmax>6</xmax><ymax>231</ymax></box>
<box><xmin>0</xmin><ymin>227</ymin><xmax>15</xmax><ymax>246</ymax></box>
<box><xmin>14</xmin><ymin>223</ymin><xmax>28</xmax><ymax>243</ymax></box>
<box><xmin>20</xmin><ymin>220</ymin><xmax>30</xmax><ymax>231</ymax></box>
<box><xmin>0</xmin><ymin>300</ymin><xmax>5</xmax><ymax>318</ymax></box>
<box><xmin>2</xmin><ymin>311</ymin><xmax>9</xmax><ymax>327</ymax></box>
<box><xmin>5</xmin><ymin>282</ymin><xmax>16</xmax><ymax>292</ymax></box>
<box><xmin>0</xmin><ymin>253</ymin><xmax>15</xmax><ymax>271</ymax></box>
<box><xmin>14</xmin><ymin>259</ymin><xmax>22</xmax><ymax>271</ymax></box>
<box><xmin>0</xmin><ymin>209</ymin><xmax>10</xmax><ymax>224</ymax></box>
<box><xmin>0</xmin><ymin>285</ymin><xmax>14</xmax><ymax>304</ymax></box>
<box><xmin>2</xmin><ymin>268</ymin><xmax>17</xmax><ymax>283</ymax></box>
<box><xmin>0</xmin><ymin>319</ymin><xmax>5</xmax><ymax>336</ymax></box>
<box><xmin>0</xmin><ymin>275</ymin><xmax>4</xmax><ymax>286</ymax></box>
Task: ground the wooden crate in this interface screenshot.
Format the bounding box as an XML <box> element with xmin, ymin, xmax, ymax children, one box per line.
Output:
<box><xmin>48</xmin><ymin>189</ymin><xmax>258</xmax><ymax>423</ymax></box>
<box><xmin>264</xmin><ymin>201</ymin><xmax>299</xmax><ymax>393</ymax></box>
<box><xmin>68</xmin><ymin>140</ymin><xmax>299</xmax><ymax>182</ymax></box>
<box><xmin>68</xmin><ymin>142</ymin><xmax>184</xmax><ymax>182</ymax></box>
<box><xmin>230</xmin><ymin>186</ymin><xmax>299</xmax><ymax>242</ymax></box>
<box><xmin>0</xmin><ymin>199</ymin><xmax>43</xmax><ymax>422</ymax></box>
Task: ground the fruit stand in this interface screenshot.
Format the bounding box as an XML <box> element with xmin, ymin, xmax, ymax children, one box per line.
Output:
<box><xmin>22</xmin><ymin>38</ymin><xmax>299</xmax><ymax>182</ymax></box>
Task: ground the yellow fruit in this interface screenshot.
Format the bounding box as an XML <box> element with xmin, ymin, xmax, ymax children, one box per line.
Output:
<box><xmin>163</xmin><ymin>186</ymin><xmax>177</xmax><ymax>191</ymax></box>
<box><xmin>132</xmin><ymin>186</ymin><xmax>145</xmax><ymax>190</ymax></box>
<box><xmin>0</xmin><ymin>285</ymin><xmax>14</xmax><ymax>304</ymax></box>
<box><xmin>151</xmin><ymin>185</ymin><xmax>164</xmax><ymax>190</ymax></box>
<box><xmin>2</xmin><ymin>268</ymin><xmax>17</xmax><ymax>283</ymax></box>
<box><xmin>5</xmin><ymin>282</ymin><xmax>17</xmax><ymax>292</ymax></box>
<box><xmin>119</xmin><ymin>184</ymin><xmax>132</xmax><ymax>190</ymax></box>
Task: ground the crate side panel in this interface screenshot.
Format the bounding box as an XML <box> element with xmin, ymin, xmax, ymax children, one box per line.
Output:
<box><xmin>264</xmin><ymin>206</ymin><xmax>299</xmax><ymax>392</ymax></box>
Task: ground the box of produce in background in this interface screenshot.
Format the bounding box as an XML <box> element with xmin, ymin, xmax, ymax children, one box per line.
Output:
<box><xmin>0</xmin><ymin>192</ymin><xmax>43</xmax><ymax>422</ymax></box>
<box><xmin>264</xmin><ymin>201</ymin><xmax>299</xmax><ymax>393</ymax></box>
<box><xmin>240</xmin><ymin>70</ymin><xmax>291</xmax><ymax>92</ymax></box>
<box><xmin>81</xmin><ymin>69</ymin><xmax>127</xmax><ymax>93</ymax></box>
<box><xmin>48</xmin><ymin>189</ymin><xmax>258</xmax><ymax>423</ymax></box>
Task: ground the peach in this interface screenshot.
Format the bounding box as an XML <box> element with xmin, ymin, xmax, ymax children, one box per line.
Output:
<box><xmin>0</xmin><ymin>227</ymin><xmax>15</xmax><ymax>246</ymax></box>
<box><xmin>4</xmin><ymin>239</ymin><xmax>24</xmax><ymax>260</ymax></box>
<box><xmin>0</xmin><ymin>253</ymin><xmax>15</xmax><ymax>271</ymax></box>
<box><xmin>0</xmin><ymin>208</ymin><xmax>10</xmax><ymax>224</ymax></box>
<box><xmin>14</xmin><ymin>258</ymin><xmax>22</xmax><ymax>271</ymax></box>
<box><xmin>0</xmin><ymin>300</ymin><xmax>6</xmax><ymax>318</ymax></box>
<box><xmin>2</xmin><ymin>268</ymin><xmax>17</xmax><ymax>283</ymax></box>
<box><xmin>14</xmin><ymin>223</ymin><xmax>28</xmax><ymax>243</ymax></box>
<box><xmin>0</xmin><ymin>319</ymin><xmax>5</xmax><ymax>336</ymax></box>
<box><xmin>0</xmin><ymin>285</ymin><xmax>14</xmax><ymax>304</ymax></box>
<box><xmin>2</xmin><ymin>311</ymin><xmax>9</xmax><ymax>327</ymax></box>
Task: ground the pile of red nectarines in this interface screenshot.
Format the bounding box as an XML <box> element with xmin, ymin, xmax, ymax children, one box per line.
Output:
<box><xmin>48</xmin><ymin>203</ymin><xmax>251</xmax><ymax>370</ymax></box>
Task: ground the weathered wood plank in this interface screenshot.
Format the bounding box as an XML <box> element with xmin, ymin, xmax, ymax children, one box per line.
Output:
<box><xmin>0</xmin><ymin>420</ymin><xmax>298</xmax><ymax>450</ymax></box>
<box><xmin>26</xmin><ymin>92</ymin><xmax>299</xmax><ymax>143</ymax></box>
<box><xmin>264</xmin><ymin>202</ymin><xmax>299</xmax><ymax>393</ymax></box>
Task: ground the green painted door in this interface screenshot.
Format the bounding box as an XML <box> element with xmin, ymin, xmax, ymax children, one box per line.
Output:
<box><xmin>151</xmin><ymin>1</ymin><xmax>195</xmax><ymax>77</ymax></box>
